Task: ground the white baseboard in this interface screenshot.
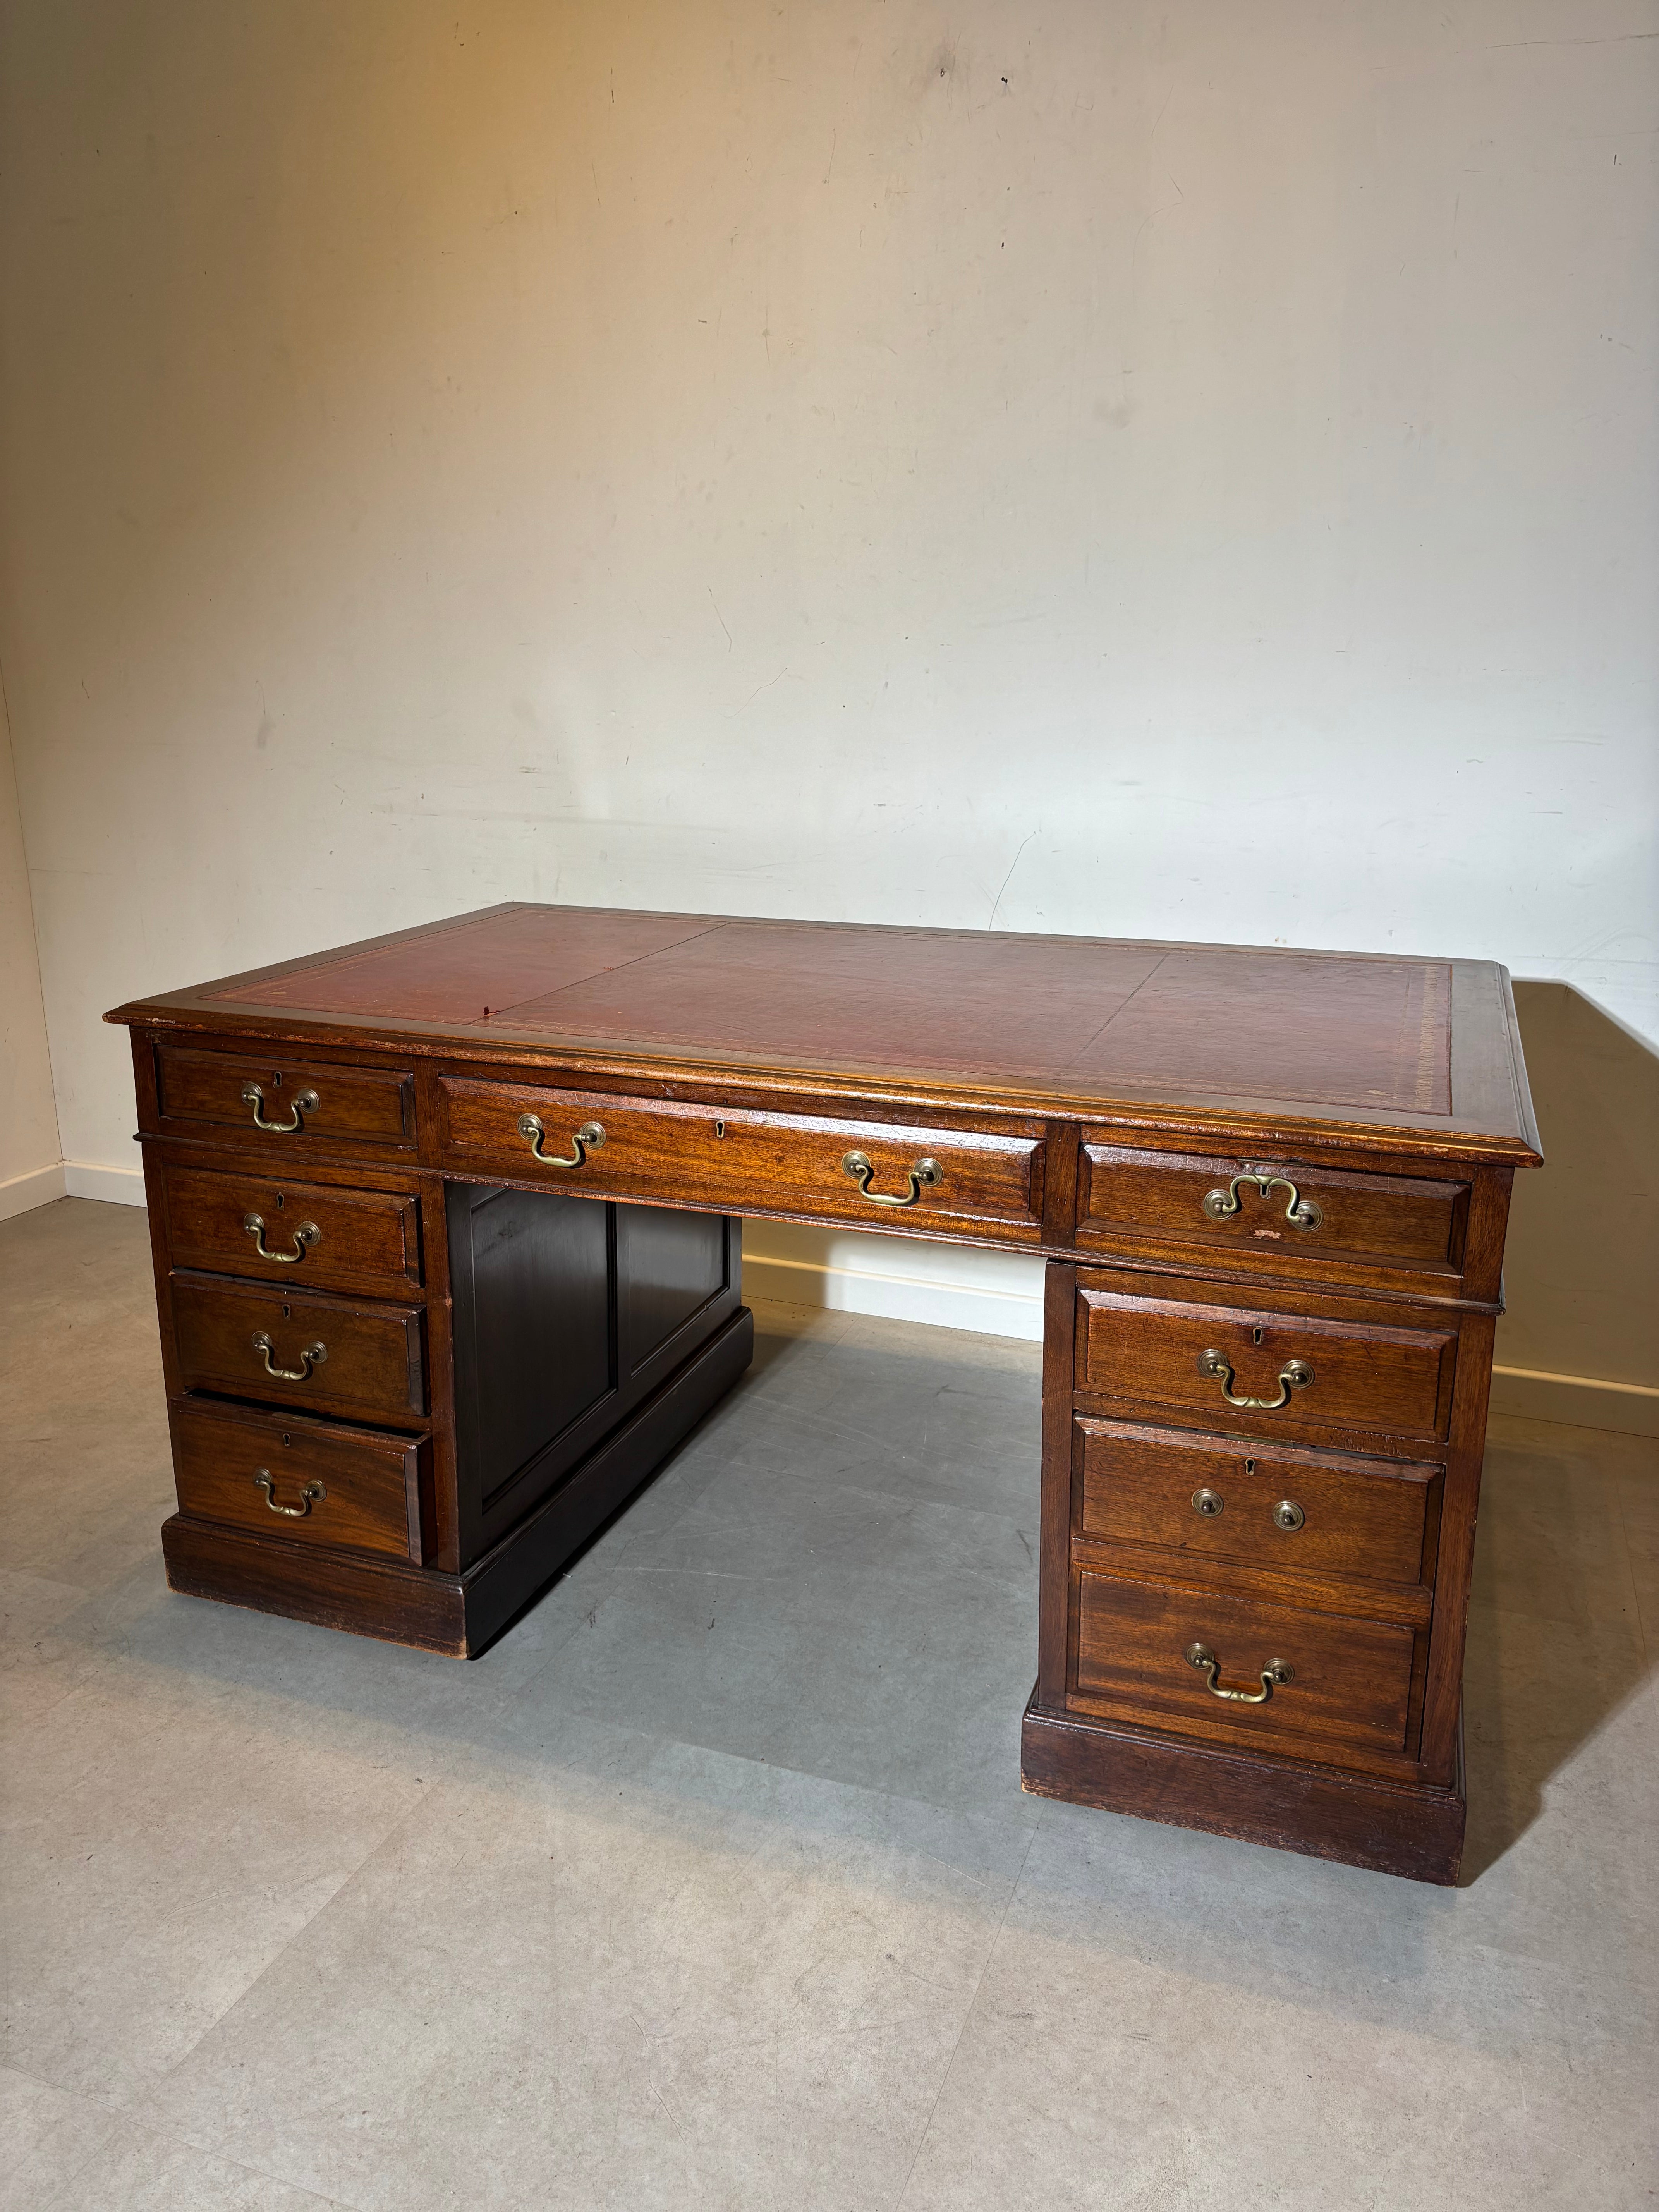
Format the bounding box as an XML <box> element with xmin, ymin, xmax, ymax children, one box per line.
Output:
<box><xmin>0</xmin><ymin>1160</ymin><xmax>67</xmax><ymax>1223</ymax></box>
<box><xmin>62</xmin><ymin>1160</ymin><xmax>148</xmax><ymax>1206</ymax></box>
<box><xmin>1489</xmin><ymin>1365</ymin><xmax>1659</xmax><ymax>1439</ymax></box>
<box><xmin>742</xmin><ymin>1223</ymin><xmax>1044</xmax><ymax>1341</ymax></box>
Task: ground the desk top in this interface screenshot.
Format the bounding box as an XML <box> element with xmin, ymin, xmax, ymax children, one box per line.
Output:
<box><xmin>109</xmin><ymin>903</ymin><xmax>1540</xmax><ymax>1164</ymax></box>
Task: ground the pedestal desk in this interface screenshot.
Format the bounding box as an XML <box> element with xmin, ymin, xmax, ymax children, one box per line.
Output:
<box><xmin>108</xmin><ymin>905</ymin><xmax>1540</xmax><ymax>1883</ymax></box>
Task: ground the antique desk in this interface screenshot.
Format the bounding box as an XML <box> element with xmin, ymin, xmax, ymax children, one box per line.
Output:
<box><xmin>109</xmin><ymin>905</ymin><xmax>1540</xmax><ymax>1883</ymax></box>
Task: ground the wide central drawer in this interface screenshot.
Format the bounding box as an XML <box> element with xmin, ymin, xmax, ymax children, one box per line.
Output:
<box><xmin>1075</xmin><ymin>1273</ymin><xmax>1458</xmax><ymax>1445</ymax></box>
<box><xmin>1072</xmin><ymin>1570</ymin><xmax>1419</xmax><ymax>1759</ymax></box>
<box><xmin>433</xmin><ymin>1077</ymin><xmax>1046</xmax><ymax>1242</ymax></box>
<box><xmin>171</xmin><ymin>1274</ymin><xmax>428</xmax><ymax>1424</ymax></box>
<box><xmin>161</xmin><ymin>1164</ymin><xmax>422</xmax><ymax>1297</ymax></box>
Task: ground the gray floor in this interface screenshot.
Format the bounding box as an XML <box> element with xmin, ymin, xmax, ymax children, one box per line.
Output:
<box><xmin>2</xmin><ymin>1199</ymin><xmax>1655</xmax><ymax>2211</ymax></box>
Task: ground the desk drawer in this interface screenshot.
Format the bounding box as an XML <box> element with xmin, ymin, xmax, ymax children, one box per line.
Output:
<box><xmin>1075</xmin><ymin>1418</ymin><xmax>1437</xmax><ymax>1589</ymax></box>
<box><xmin>1076</xmin><ymin>1143</ymin><xmax>1468</xmax><ymax>1276</ymax></box>
<box><xmin>156</xmin><ymin>1046</ymin><xmax>414</xmax><ymax>1148</ymax></box>
<box><xmin>1075</xmin><ymin>1274</ymin><xmax>1457</xmax><ymax>1446</ymax></box>
<box><xmin>171</xmin><ymin>1275</ymin><xmax>427</xmax><ymax>1423</ymax></box>
<box><xmin>1072</xmin><ymin>1570</ymin><xmax>1418</xmax><ymax>1759</ymax></box>
<box><xmin>161</xmin><ymin>1165</ymin><xmax>422</xmax><ymax>1296</ymax></box>
<box><xmin>172</xmin><ymin>1398</ymin><xmax>428</xmax><ymax>1561</ymax></box>
<box><xmin>434</xmin><ymin>1078</ymin><xmax>1045</xmax><ymax>1242</ymax></box>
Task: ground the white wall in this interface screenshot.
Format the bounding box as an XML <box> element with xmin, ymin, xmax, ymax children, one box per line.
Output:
<box><xmin>0</xmin><ymin>680</ymin><xmax>62</xmax><ymax>1217</ymax></box>
<box><xmin>0</xmin><ymin>2</ymin><xmax>1653</xmax><ymax>1389</ymax></box>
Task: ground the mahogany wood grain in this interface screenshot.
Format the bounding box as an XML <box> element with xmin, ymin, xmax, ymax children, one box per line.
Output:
<box><xmin>161</xmin><ymin>1305</ymin><xmax>754</xmax><ymax>1656</ymax></box>
<box><xmin>1075</xmin><ymin>1275</ymin><xmax>1459</xmax><ymax>1445</ymax></box>
<box><xmin>108</xmin><ymin>904</ymin><xmax>1542</xmax><ymax>1163</ymax></box>
<box><xmin>155</xmin><ymin>1044</ymin><xmax>414</xmax><ymax>1147</ymax></box>
<box><xmin>1036</xmin><ymin>1259</ymin><xmax>1079</xmax><ymax>1712</ymax></box>
<box><xmin>172</xmin><ymin>1398</ymin><xmax>428</xmax><ymax>1561</ymax></box>
<box><xmin>1415</xmin><ymin>1301</ymin><xmax>1504</xmax><ymax>1787</ymax></box>
<box><xmin>1020</xmin><ymin>1695</ymin><xmax>1466</xmax><ymax>1884</ymax></box>
<box><xmin>1066</xmin><ymin>1532</ymin><xmax>1434</xmax><ymax>1630</ymax></box>
<box><xmin>1073</xmin><ymin>1418</ymin><xmax>1437</xmax><ymax>1590</ymax></box>
<box><xmin>1072</xmin><ymin>1571</ymin><xmax>1419</xmax><ymax>1759</ymax></box>
<box><xmin>160</xmin><ymin>1163</ymin><xmax>423</xmax><ymax>1297</ymax></box>
<box><xmin>1076</xmin><ymin>1142</ymin><xmax>1468</xmax><ymax>1276</ymax></box>
<box><xmin>170</xmin><ymin>1274</ymin><xmax>428</xmax><ymax>1424</ymax></box>
<box><xmin>105</xmin><ymin>905</ymin><xmax>1543</xmax><ymax>1883</ymax></box>
<box><xmin>434</xmin><ymin>1075</ymin><xmax>1047</xmax><ymax>1244</ymax></box>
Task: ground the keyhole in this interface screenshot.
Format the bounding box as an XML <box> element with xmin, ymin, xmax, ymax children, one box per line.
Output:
<box><xmin>282</xmin><ymin>1303</ymin><xmax>291</xmax><ymax>1319</ymax></box>
<box><xmin>272</xmin><ymin>1072</ymin><xmax>283</xmax><ymax>1089</ymax></box>
<box><xmin>282</xmin><ymin>1432</ymin><xmax>291</xmax><ymax>1447</ymax></box>
<box><xmin>714</xmin><ymin>1120</ymin><xmax>726</xmax><ymax>1138</ymax></box>
<box><xmin>1252</xmin><ymin>1326</ymin><xmax>1263</xmax><ymax>1346</ymax></box>
<box><xmin>1245</xmin><ymin>1458</ymin><xmax>1256</xmax><ymax>1476</ymax></box>
<box><xmin>275</xmin><ymin>1193</ymin><xmax>285</xmax><ymax>1211</ymax></box>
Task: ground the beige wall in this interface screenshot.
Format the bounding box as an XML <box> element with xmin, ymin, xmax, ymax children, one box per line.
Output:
<box><xmin>0</xmin><ymin>2</ymin><xmax>1653</xmax><ymax>1412</ymax></box>
<box><xmin>1491</xmin><ymin>983</ymin><xmax>1659</xmax><ymax>1431</ymax></box>
<box><xmin>0</xmin><ymin>680</ymin><xmax>62</xmax><ymax>1214</ymax></box>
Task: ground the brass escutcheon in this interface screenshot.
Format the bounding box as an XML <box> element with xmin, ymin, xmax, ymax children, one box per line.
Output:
<box><xmin>1191</xmin><ymin>1487</ymin><xmax>1225</xmax><ymax>1518</ymax></box>
<box><xmin>1273</xmin><ymin>1499</ymin><xmax>1307</xmax><ymax>1531</ymax></box>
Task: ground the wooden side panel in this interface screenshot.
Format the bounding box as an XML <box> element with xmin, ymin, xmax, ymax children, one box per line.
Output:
<box><xmin>1036</xmin><ymin>1258</ymin><xmax>1079</xmax><ymax>1712</ymax></box>
<box><xmin>446</xmin><ymin>1182</ymin><xmax>742</xmax><ymax>1563</ymax></box>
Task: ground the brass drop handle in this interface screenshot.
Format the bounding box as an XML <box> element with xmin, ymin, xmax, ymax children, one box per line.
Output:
<box><xmin>241</xmin><ymin>1082</ymin><xmax>320</xmax><ymax>1133</ymax></box>
<box><xmin>1197</xmin><ymin>1349</ymin><xmax>1314</xmax><ymax>1411</ymax></box>
<box><xmin>242</xmin><ymin>1213</ymin><xmax>321</xmax><ymax>1264</ymax></box>
<box><xmin>1273</xmin><ymin>1499</ymin><xmax>1306</xmax><ymax>1532</ymax></box>
<box><xmin>1192</xmin><ymin>1487</ymin><xmax>1225</xmax><ymax>1518</ymax></box>
<box><xmin>253</xmin><ymin>1469</ymin><xmax>326</xmax><ymax>1518</ymax></box>
<box><xmin>1203</xmin><ymin>1163</ymin><xmax>1322</xmax><ymax>1231</ymax></box>
<box><xmin>251</xmin><ymin>1331</ymin><xmax>327</xmax><ymax>1382</ymax></box>
<box><xmin>1186</xmin><ymin>1642</ymin><xmax>1293</xmax><ymax>1704</ymax></box>
<box><xmin>841</xmin><ymin>1151</ymin><xmax>942</xmax><ymax>1208</ymax></box>
<box><xmin>518</xmin><ymin>1114</ymin><xmax>605</xmax><ymax>1167</ymax></box>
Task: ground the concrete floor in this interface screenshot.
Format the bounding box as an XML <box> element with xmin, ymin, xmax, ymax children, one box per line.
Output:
<box><xmin>2</xmin><ymin>1198</ymin><xmax>1655</xmax><ymax>2210</ymax></box>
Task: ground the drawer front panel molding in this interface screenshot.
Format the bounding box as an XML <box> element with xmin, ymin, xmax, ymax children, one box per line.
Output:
<box><xmin>434</xmin><ymin>1077</ymin><xmax>1047</xmax><ymax>1242</ymax></box>
<box><xmin>172</xmin><ymin>1398</ymin><xmax>429</xmax><ymax>1561</ymax></box>
<box><xmin>161</xmin><ymin>1164</ymin><xmax>423</xmax><ymax>1296</ymax></box>
<box><xmin>1075</xmin><ymin>1276</ymin><xmax>1458</xmax><ymax>1445</ymax></box>
<box><xmin>171</xmin><ymin>1274</ymin><xmax>428</xmax><ymax>1423</ymax></box>
<box><xmin>155</xmin><ymin>1046</ymin><xmax>415</xmax><ymax>1147</ymax></box>
<box><xmin>1074</xmin><ymin>1418</ymin><xmax>1439</xmax><ymax>1590</ymax></box>
<box><xmin>1072</xmin><ymin>1571</ymin><xmax>1420</xmax><ymax>1760</ymax></box>
<box><xmin>1077</xmin><ymin>1142</ymin><xmax>1470</xmax><ymax>1276</ymax></box>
